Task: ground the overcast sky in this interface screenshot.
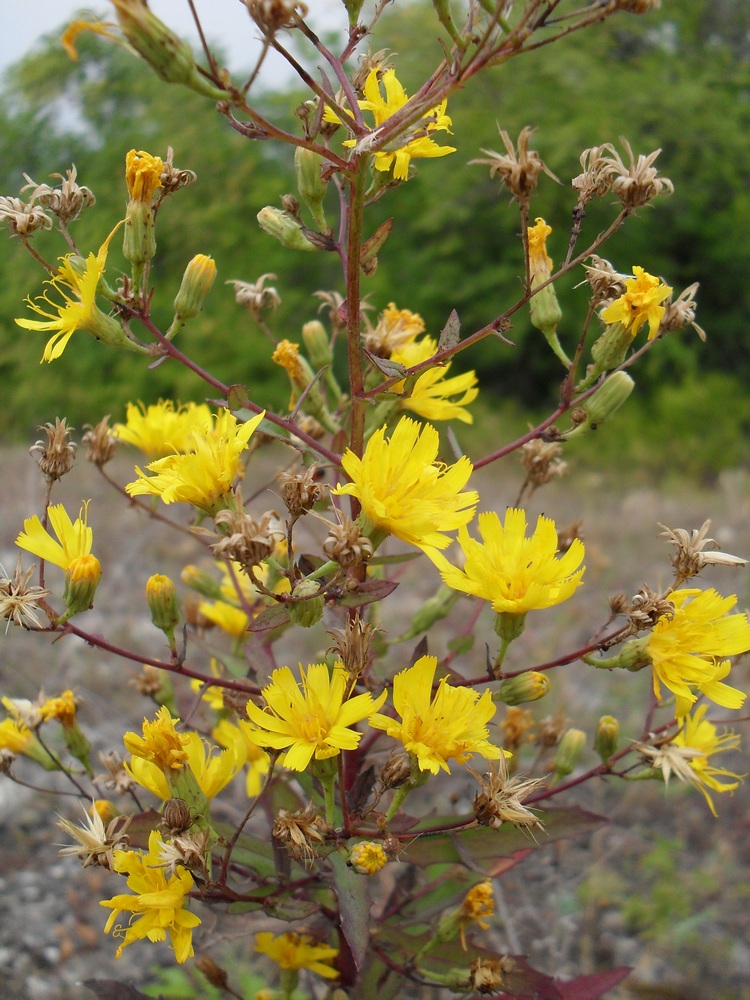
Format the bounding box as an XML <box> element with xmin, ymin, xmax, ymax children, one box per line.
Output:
<box><xmin>1</xmin><ymin>1</ymin><xmax>342</xmax><ymax>78</ymax></box>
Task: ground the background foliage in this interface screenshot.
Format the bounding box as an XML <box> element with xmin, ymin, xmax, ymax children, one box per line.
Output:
<box><xmin>1</xmin><ymin>0</ymin><xmax>749</xmax><ymax>478</ymax></box>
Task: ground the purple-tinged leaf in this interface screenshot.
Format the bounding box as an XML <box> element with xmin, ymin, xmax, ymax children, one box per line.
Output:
<box><xmin>555</xmin><ymin>967</ymin><xmax>632</xmax><ymax>999</ymax></box>
<box><xmin>247</xmin><ymin>603</ymin><xmax>291</xmax><ymax>632</ymax></box>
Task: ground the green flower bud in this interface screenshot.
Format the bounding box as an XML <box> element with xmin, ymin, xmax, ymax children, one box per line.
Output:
<box><xmin>583</xmin><ymin>635</ymin><xmax>651</xmax><ymax>672</ymax></box>
<box><xmin>301</xmin><ymin>320</ymin><xmax>333</xmax><ymax>369</ymax></box>
<box><xmin>146</xmin><ymin>573</ymin><xmax>180</xmax><ymax>645</ymax></box>
<box><xmin>567</xmin><ymin>372</ymin><xmax>635</xmax><ymax>437</ymax></box>
<box><xmin>180</xmin><ymin>564</ymin><xmax>223</xmax><ymax>600</ymax></box>
<box><xmin>173</xmin><ymin>254</ymin><xmax>216</xmax><ymax>321</ymax></box>
<box><xmin>594</xmin><ymin>715</ymin><xmax>620</xmax><ymax>764</ymax></box>
<box><xmin>257</xmin><ymin>207</ymin><xmax>320</xmax><ymax>252</ymax></box>
<box><xmin>553</xmin><ymin>728</ymin><xmax>587</xmax><ymax>779</ymax></box>
<box><xmin>62</xmin><ymin>554</ymin><xmax>101</xmax><ymax>618</ymax></box>
<box><xmin>295</xmin><ymin>147</ymin><xmax>328</xmax><ymax>230</ymax></box>
<box><xmin>495</xmin><ymin>671</ymin><xmax>550</xmax><ymax>706</ymax></box>
<box><xmin>63</xmin><ymin>720</ymin><xmax>93</xmax><ymax>775</ymax></box>
<box><xmin>288</xmin><ymin>579</ymin><xmax>324</xmax><ymax>628</ymax></box>
<box><xmin>587</xmin><ymin>320</ymin><xmax>634</xmax><ymax>380</ymax></box>
<box><xmin>398</xmin><ymin>586</ymin><xmax>459</xmax><ymax>641</ymax></box>
<box><xmin>123</xmin><ymin>201</ymin><xmax>156</xmax><ymax>269</ymax></box>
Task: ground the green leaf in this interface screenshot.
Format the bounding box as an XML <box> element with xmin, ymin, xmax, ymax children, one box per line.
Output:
<box><xmin>330</xmin><ymin>851</ymin><xmax>371</xmax><ymax>970</ymax></box>
<box><xmin>247</xmin><ymin>603</ymin><xmax>291</xmax><ymax>632</ymax></box>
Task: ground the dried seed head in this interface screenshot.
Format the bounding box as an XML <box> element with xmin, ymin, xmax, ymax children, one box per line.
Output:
<box><xmin>353</xmin><ymin>49</ymin><xmax>393</xmax><ymax>94</ymax></box>
<box><xmin>30</xmin><ymin>418</ymin><xmax>77</xmax><ymax>481</ymax></box>
<box><xmin>469</xmin><ymin>956</ymin><xmax>509</xmax><ymax>995</ymax></box>
<box><xmin>82</xmin><ymin>415</ymin><xmax>118</xmax><ymax>467</ymax></box>
<box><xmin>212</xmin><ymin>509</ymin><xmax>285</xmax><ymax>569</ymax></box>
<box><xmin>279</xmin><ymin>465</ymin><xmax>324</xmax><ymax>517</ymax></box>
<box><xmin>628</xmin><ymin>584</ymin><xmax>675</xmax><ymax>630</ymax></box>
<box><xmin>363</xmin><ymin>302</ymin><xmax>425</xmax><ymax>358</ymax></box>
<box><xmin>598</xmin><ymin>138</ymin><xmax>674</xmax><ymax>210</ymax></box>
<box><xmin>322</xmin><ymin>514</ymin><xmax>374</xmax><ymax>570</ymax></box>
<box><xmin>379</xmin><ymin>749</ymin><xmax>413</xmax><ymax>789</ymax></box>
<box><xmin>535</xmin><ymin>711</ymin><xmax>567</xmax><ymax>748</ymax></box>
<box><xmin>659</xmin><ymin>282</ymin><xmax>706</xmax><ymax>341</ymax></box>
<box><xmin>327</xmin><ymin>613</ymin><xmax>376</xmax><ymax>682</ymax></box>
<box><xmin>609</xmin><ymin>592</ymin><xmax>630</xmax><ymax>617</ymax></box>
<box><xmin>57</xmin><ymin>803</ymin><xmax>130</xmax><ymax>870</ymax></box>
<box><xmin>157</xmin><ymin>828</ymin><xmax>211</xmax><ymax>880</ymax></box>
<box><xmin>156</xmin><ymin>147</ymin><xmax>197</xmax><ymax>201</ymax></box>
<box><xmin>519</xmin><ymin>438</ymin><xmax>566</xmax><ymax>494</ymax></box>
<box><xmin>0</xmin><ymin>558</ymin><xmax>50</xmax><ymax>632</ymax></box>
<box><xmin>572</xmin><ymin>144</ymin><xmax>618</xmax><ymax>206</ymax></box>
<box><xmin>582</xmin><ymin>255</ymin><xmax>628</xmax><ymax>306</ymax></box>
<box><xmin>470</xmin><ymin>126</ymin><xmax>559</xmax><ymax>207</ymax></box>
<box><xmin>472</xmin><ymin>759</ymin><xmax>545</xmax><ymax>831</ymax></box>
<box><xmin>227</xmin><ymin>273</ymin><xmax>281</xmax><ymax>320</ymax></box>
<box><xmin>659</xmin><ymin>520</ymin><xmax>747</xmax><ymax>586</ymax></box>
<box><xmin>162</xmin><ymin>797</ymin><xmax>194</xmax><ymax>835</ymax></box>
<box><xmin>272</xmin><ymin>802</ymin><xmax>327</xmax><ymax>866</ymax></box>
<box><xmin>0</xmin><ymin>195</ymin><xmax>53</xmax><ymax>235</ymax></box>
<box><xmin>246</xmin><ymin>0</ymin><xmax>308</xmax><ymax>33</ymax></box>
<box><xmin>21</xmin><ymin>165</ymin><xmax>95</xmax><ymax>224</ymax></box>
<box><xmin>98</xmin><ymin>750</ymin><xmax>137</xmax><ymax>796</ymax></box>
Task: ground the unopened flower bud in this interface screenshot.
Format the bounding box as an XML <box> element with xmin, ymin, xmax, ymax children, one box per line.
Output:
<box><xmin>583</xmin><ymin>635</ymin><xmax>651</xmax><ymax>672</ymax></box>
<box><xmin>594</xmin><ymin>715</ymin><xmax>620</xmax><ymax>764</ymax></box>
<box><xmin>257</xmin><ymin>206</ymin><xmax>320</xmax><ymax>252</ymax></box>
<box><xmin>527</xmin><ymin>219</ymin><xmax>566</xmax><ymax>364</ymax></box>
<box><xmin>181</xmin><ymin>564</ymin><xmax>223</xmax><ymax>600</ymax></box>
<box><xmin>288</xmin><ymin>579</ymin><xmax>324</xmax><ymax>628</ymax></box>
<box><xmin>173</xmin><ymin>254</ymin><xmax>216</xmax><ymax>321</ymax></box>
<box><xmin>295</xmin><ymin>147</ymin><xmax>328</xmax><ymax>230</ymax></box>
<box><xmin>553</xmin><ymin>728</ymin><xmax>587</xmax><ymax>779</ymax></box>
<box><xmin>398</xmin><ymin>586</ymin><xmax>459</xmax><ymax>641</ymax></box>
<box><xmin>348</xmin><ymin>841</ymin><xmax>388</xmax><ymax>875</ymax></box>
<box><xmin>301</xmin><ymin>320</ymin><xmax>332</xmax><ymax>368</ymax></box>
<box><xmin>495</xmin><ymin>671</ymin><xmax>550</xmax><ymax>706</ymax></box>
<box><xmin>587</xmin><ymin>321</ymin><xmax>634</xmax><ymax>379</ymax></box>
<box><xmin>63</xmin><ymin>554</ymin><xmax>101</xmax><ymax>618</ymax></box>
<box><xmin>146</xmin><ymin>573</ymin><xmax>180</xmax><ymax>646</ymax></box>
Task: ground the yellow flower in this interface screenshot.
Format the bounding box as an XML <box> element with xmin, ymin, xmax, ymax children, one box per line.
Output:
<box><xmin>100</xmin><ymin>829</ymin><xmax>201</xmax><ymax>963</ymax></box>
<box><xmin>254</xmin><ymin>931</ymin><xmax>339</xmax><ymax>980</ymax></box>
<box><xmin>16</xmin><ymin>502</ymin><xmax>94</xmax><ymax>572</ymax></box>
<box><xmin>127</xmin><ymin>727</ymin><xmax>245</xmax><ymax>800</ymax></box>
<box><xmin>672</xmin><ymin>705</ymin><xmax>743</xmax><ymax>816</ymax></box>
<box><xmin>15</xmin><ymin>224</ymin><xmax>132</xmax><ymax>362</ymax></box>
<box><xmin>272</xmin><ymin>339</ymin><xmax>304</xmax><ymax>382</ymax></box>
<box><xmin>365</xmin><ymin>302</ymin><xmax>425</xmax><ymax>357</ymax></box>
<box><xmin>0</xmin><ymin>716</ymin><xmax>34</xmax><ymax>754</ymax></box>
<box><xmin>125</xmin><ymin>409</ymin><xmax>265</xmax><ymax>515</ymax></box>
<box><xmin>647</xmin><ymin>588</ymin><xmax>749</xmax><ymax>717</ymax></box>
<box><xmin>368</xmin><ymin>655</ymin><xmax>505</xmax><ymax>774</ymax></box>
<box><xmin>600</xmin><ymin>266</ymin><xmax>672</xmax><ymax>340</ymax></box>
<box><xmin>332</xmin><ymin>417</ymin><xmax>477</xmax><ymax>551</ymax></box>
<box><xmin>326</xmin><ymin>69</ymin><xmax>455</xmax><ymax>181</ymax></box>
<box><xmin>527</xmin><ymin>217</ymin><xmax>553</xmax><ymax>273</ymax></box>
<box><xmin>245</xmin><ymin>662</ymin><xmax>387</xmax><ymax>771</ymax></box>
<box><xmin>213</xmin><ymin>717</ymin><xmax>271</xmax><ymax>797</ymax></box>
<box><xmin>124</xmin><ymin>705</ymin><xmax>190</xmax><ymax>772</ymax></box>
<box><xmin>427</xmin><ymin>508</ymin><xmax>585</xmax><ymax>615</ymax></box>
<box><xmin>189</xmin><ymin>658</ymin><xmax>230</xmax><ymax>712</ymax></box>
<box><xmin>39</xmin><ymin>689</ymin><xmax>78</xmax><ymax>726</ymax></box>
<box><xmin>114</xmin><ymin>400</ymin><xmax>213</xmax><ymax>458</ymax></box>
<box><xmin>348</xmin><ymin>841</ymin><xmax>388</xmax><ymax>876</ymax></box>
<box><xmin>125</xmin><ymin>149</ymin><xmax>164</xmax><ymax>203</ymax></box>
<box><xmin>457</xmin><ymin>880</ymin><xmax>495</xmax><ymax>949</ymax></box>
<box><xmin>199</xmin><ymin>599</ymin><xmax>251</xmax><ymax>640</ymax></box>
<box><xmin>390</xmin><ymin>335</ymin><xmax>478</xmax><ymax>424</ymax></box>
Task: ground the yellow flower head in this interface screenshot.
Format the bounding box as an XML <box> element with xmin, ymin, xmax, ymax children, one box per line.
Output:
<box><xmin>457</xmin><ymin>880</ymin><xmax>495</xmax><ymax>948</ymax></box>
<box><xmin>672</xmin><ymin>704</ymin><xmax>743</xmax><ymax>815</ymax></box>
<box><xmin>428</xmin><ymin>508</ymin><xmax>585</xmax><ymax>615</ymax></box>
<box><xmin>0</xmin><ymin>716</ymin><xmax>33</xmax><ymax>754</ymax></box>
<box><xmin>199</xmin><ymin>599</ymin><xmax>251</xmax><ymax>640</ymax></box>
<box><xmin>16</xmin><ymin>225</ymin><xmax>124</xmax><ymax>362</ymax></box>
<box><xmin>39</xmin><ymin>689</ymin><xmax>78</xmax><ymax>727</ymax></box>
<box><xmin>390</xmin><ymin>335</ymin><xmax>478</xmax><ymax>424</ymax></box>
<box><xmin>125</xmin><ymin>149</ymin><xmax>164</xmax><ymax>203</ymax></box>
<box><xmin>332</xmin><ymin>417</ymin><xmax>478</xmax><ymax>551</ymax></box>
<box><xmin>16</xmin><ymin>502</ymin><xmax>94</xmax><ymax>572</ymax></box>
<box><xmin>245</xmin><ymin>662</ymin><xmax>387</xmax><ymax>771</ymax></box>
<box><xmin>125</xmin><ymin>409</ymin><xmax>265</xmax><ymax>515</ymax></box>
<box><xmin>254</xmin><ymin>931</ymin><xmax>339</xmax><ymax>980</ymax></box>
<box><xmin>365</xmin><ymin>302</ymin><xmax>425</xmax><ymax>357</ymax></box>
<box><xmin>647</xmin><ymin>588</ymin><xmax>750</xmax><ymax>717</ymax></box>
<box><xmin>368</xmin><ymin>655</ymin><xmax>505</xmax><ymax>774</ymax></box>
<box><xmin>213</xmin><ymin>717</ymin><xmax>271</xmax><ymax>797</ymax></box>
<box><xmin>272</xmin><ymin>339</ymin><xmax>304</xmax><ymax>382</ymax></box>
<box><xmin>600</xmin><ymin>265</ymin><xmax>672</xmax><ymax>340</ymax></box>
<box><xmin>325</xmin><ymin>69</ymin><xmax>455</xmax><ymax>181</ymax></box>
<box><xmin>127</xmin><ymin>727</ymin><xmax>245</xmax><ymax>800</ymax></box>
<box><xmin>100</xmin><ymin>828</ymin><xmax>201</xmax><ymax>963</ymax></box>
<box><xmin>124</xmin><ymin>705</ymin><xmax>190</xmax><ymax>772</ymax></box>
<box><xmin>114</xmin><ymin>400</ymin><xmax>213</xmax><ymax>458</ymax></box>
<box><xmin>348</xmin><ymin>841</ymin><xmax>388</xmax><ymax>876</ymax></box>
<box><xmin>527</xmin><ymin>217</ymin><xmax>553</xmax><ymax>274</ymax></box>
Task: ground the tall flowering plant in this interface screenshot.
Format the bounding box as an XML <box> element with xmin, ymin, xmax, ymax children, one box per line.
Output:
<box><xmin>0</xmin><ymin>1</ymin><xmax>747</xmax><ymax>997</ymax></box>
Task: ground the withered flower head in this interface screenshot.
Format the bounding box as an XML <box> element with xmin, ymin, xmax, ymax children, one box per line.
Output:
<box><xmin>156</xmin><ymin>147</ymin><xmax>197</xmax><ymax>200</ymax></box>
<box><xmin>0</xmin><ymin>195</ymin><xmax>53</xmax><ymax>236</ymax></box>
<box><xmin>616</xmin><ymin>0</ymin><xmax>661</xmax><ymax>11</ymax></box>
<box><xmin>572</xmin><ymin>144</ymin><xmax>618</xmax><ymax>207</ymax></box>
<box><xmin>469</xmin><ymin>956</ymin><xmax>512</xmax><ymax>995</ymax></box>
<box><xmin>162</xmin><ymin>797</ymin><xmax>194</xmax><ymax>835</ymax></box>
<box><xmin>500</xmin><ymin>706</ymin><xmax>536</xmax><ymax>752</ymax></box>
<box><xmin>322</xmin><ymin>514</ymin><xmax>374</xmax><ymax>570</ymax></box>
<box><xmin>379</xmin><ymin>749</ymin><xmax>414</xmax><ymax>790</ymax></box>
<box><xmin>279</xmin><ymin>465</ymin><xmax>324</xmax><ymax>517</ymax></box>
<box><xmin>327</xmin><ymin>613</ymin><xmax>376</xmax><ymax>683</ymax></box>
<box><xmin>195</xmin><ymin>956</ymin><xmax>231</xmax><ymax>991</ymax></box>
<box><xmin>227</xmin><ymin>273</ymin><xmax>281</xmax><ymax>320</ymax></box>
<box><xmin>582</xmin><ymin>255</ymin><xmax>628</xmax><ymax>306</ymax></box>
<box><xmin>363</xmin><ymin>301</ymin><xmax>425</xmax><ymax>359</ymax></box>
<box><xmin>659</xmin><ymin>520</ymin><xmax>747</xmax><ymax>587</ymax></box>
<box><xmin>246</xmin><ymin>0</ymin><xmax>309</xmax><ymax>34</ymax></box>
<box><xmin>470</xmin><ymin>758</ymin><xmax>545</xmax><ymax>832</ymax></box>
<box><xmin>0</xmin><ymin>557</ymin><xmax>50</xmax><ymax>632</ymax></box>
<box><xmin>535</xmin><ymin>710</ymin><xmax>567</xmax><ymax>748</ymax></box>
<box><xmin>659</xmin><ymin>282</ymin><xmax>706</xmax><ymax>342</ymax></box>
<box><xmin>132</xmin><ymin>664</ymin><xmax>167</xmax><ymax>700</ymax></box>
<box><xmin>82</xmin><ymin>415</ymin><xmax>118</xmax><ymax>467</ymax></box>
<box><xmin>353</xmin><ymin>48</ymin><xmax>394</xmax><ymax>94</ymax></box>
<box><xmin>98</xmin><ymin>749</ymin><xmax>137</xmax><ymax>796</ymax></box>
<box><xmin>57</xmin><ymin>802</ymin><xmax>130</xmax><ymax>869</ymax></box>
<box><xmin>272</xmin><ymin>802</ymin><xmax>327</xmax><ymax>867</ymax></box>
<box><xmin>470</xmin><ymin>126</ymin><xmax>559</xmax><ymax>207</ymax></box>
<box><xmin>598</xmin><ymin>138</ymin><xmax>674</xmax><ymax>210</ymax></box>
<box><xmin>30</xmin><ymin>418</ymin><xmax>77</xmax><ymax>481</ymax></box>
<box><xmin>628</xmin><ymin>584</ymin><xmax>675</xmax><ymax>630</ymax></box>
<box><xmin>212</xmin><ymin>508</ymin><xmax>284</xmax><ymax>569</ymax></box>
<box><xmin>157</xmin><ymin>828</ymin><xmax>211</xmax><ymax>880</ymax></box>
<box><xmin>519</xmin><ymin>438</ymin><xmax>566</xmax><ymax>495</ymax></box>
<box><xmin>21</xmin><ymin>165</ymin><xmax>95</xmax><ymax>225</ymax></box>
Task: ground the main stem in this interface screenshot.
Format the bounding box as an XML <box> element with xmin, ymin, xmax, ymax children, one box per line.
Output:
<box><xmin>344</xmin><ymin>157</ymin><xmax>369</xmax><ymax>461</ymax></box>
